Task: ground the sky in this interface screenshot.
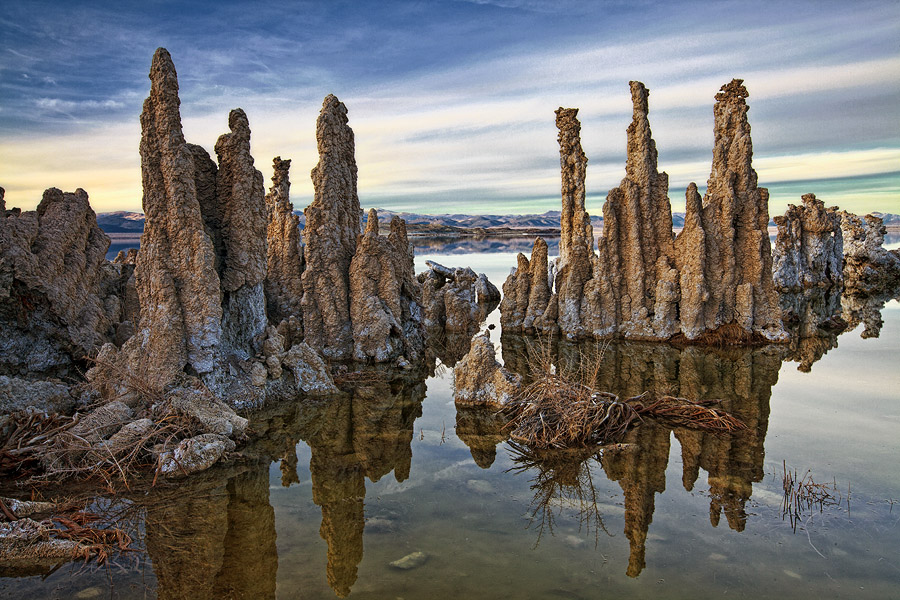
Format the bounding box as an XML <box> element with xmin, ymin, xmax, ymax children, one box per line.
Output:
<box><xmin>1</xmin><ymin>0</ymin><xmax>898</xmax><ymax>216</ymax></box>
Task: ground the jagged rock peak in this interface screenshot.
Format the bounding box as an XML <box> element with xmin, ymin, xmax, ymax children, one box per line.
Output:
<box><xmin>772</xmin><ymin>193</ymin><xmax>843</xmax><ymax>291</ymax></box>
<box><xmin>265</xmin><ymin>156</ymin><xmax>305</xmax><ymax>325</ymax></box>
<box><xmin>349</xmin><ymin>208</ymin><xmax>425</xmax><ymax>364</ymax></box>
<box><xmin>131</xmin><ymin>46</ymin><xmax>223</xmax><ymax>380</ymax></box>
<box><xmin>554</xmin><ymin>107</ymin><xmax>592</xmax><ymax>262</ymax></box>
<box><xmin>214</xmin><ymin>108</ymin><xmax>267</xmax><ymax>293</ymax></box>
<box><xmin>301</xmin><ymin>94</ymin><xmax>362</xmax><ymax>360</ymax></box>
<box><xmin>840</xmin><ymin>210</ymin><xmax>900</xmax><ymax>294</ymax></box>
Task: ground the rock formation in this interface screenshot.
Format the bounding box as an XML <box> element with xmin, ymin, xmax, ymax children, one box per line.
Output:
<box><xmin>124</xmin><ymin>48</ymin><xmax>224</xmax><ymax>384</ymax></box>
<box><xmin>96</xmin><ymin>48</ymin><xmax>335</xmax><ymax>413</ymax></box>
<box><xmin>264</xmin><ymin>157</ymin><xmax>305</xmax><ymax>326</ymax></box>
<box><xmin>301</xmin><ymin>94</ymin><xmax>362</xmax><ymax>360</ymax></box>
<box><xmin>213</xmin><ymin>108</ymin><xmax>268</xmax><ymax>358</ymax></box>
<box><xmin>0</xmin><ymin>187</ymin><xmax>122</xmax><ymax>376</ymax></box>
<box><xmin>499</xmin><ymin>238</ymin><xmax>555</xmax><ymax>334</ymax></box>
<box><xmin>453</xmin><ymin>331</ymin><xmax>522</xmax><ymax>408</ymax></box>
<box><xmin>501</xmin><ymin>79</ymin><xmax>787</xmax><ymax>344</ymax></box>
<box><xmin>772</xmin><ymin>194</ymin><xmax>843</xmax><ymax>291</ymax></box>
<box><xmin>349</xmin><ymin>210</ymin><xmax>425</xmax><ymax>363</ymax></box>
<box><xmin>840</xmin><ymin>211</ymin><xmax>900</xmax><ymax>294</ymax></box>
<box><xmin>674</xmin><ymin>79</ymin><xmax>785</xmax><ymax>342</ymax></box>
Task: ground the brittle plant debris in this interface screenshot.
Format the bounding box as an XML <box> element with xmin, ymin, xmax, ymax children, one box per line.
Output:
<box><xmin>503</xmin><ymin>341</ymin><xmax>746</xmax><ymax>449</ymax></box>
<box><xmin>781</xmin><ymin>461</ymin><xmax>846</xmax><ymax>533</ymax></box>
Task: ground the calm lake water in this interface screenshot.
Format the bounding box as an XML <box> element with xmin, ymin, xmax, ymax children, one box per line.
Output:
<box><xmin>3</xmin><ymin>240</ymin><xmax>899</xmax><ymax>599</ymax></box>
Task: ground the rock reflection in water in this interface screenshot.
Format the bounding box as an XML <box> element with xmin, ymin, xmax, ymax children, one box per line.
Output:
<box><xmin>247</xmin><ymin>366</ymin><xmax>427</xmax><ymax>598</ymax></box>
<box><xmin>143</xmin><ymin>460</ymin><xmax>277</xmax><ymax>600</ymax></box>
<box><xmin>780</xmin><ymin>286</ymin><xmax>844</xmax><ymax>371</ymax></box>
<box><xmin>501</xmin><ymin>335</ymin><xmax>781</xmax><ymax>577</ymax></box>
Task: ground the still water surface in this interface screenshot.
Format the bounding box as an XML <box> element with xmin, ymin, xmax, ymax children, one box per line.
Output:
<box><xmin>2</xmin><ymin>241</ymin><xmax>898</xmax><ymax>599</ymax></box>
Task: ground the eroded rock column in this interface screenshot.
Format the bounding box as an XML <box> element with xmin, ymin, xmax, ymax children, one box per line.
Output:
<box><xmin>772</xmin><ymin>193</ymin><xmax>843</xmax><ymax>291</ymax></box>
<box><xmin>301</xmin><ymin>95</ymin><xmax>362</xmax><ymax>360</ymax></box>
<box><xmin>125</xmin><ymin>47</ymin><xmax>224</xmax><ymax>382</ymax></box>
<box><xmin>264</xmin><ymin>157</ymin><xmax>305</xmax><ymax>326</ymax></box>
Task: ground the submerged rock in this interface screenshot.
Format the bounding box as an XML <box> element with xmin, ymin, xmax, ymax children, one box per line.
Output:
<box><xmin>772</xmin><ymin>194</ymin><xmax>843</xmax><ymax>291</ymax></box>
<box><xmin>389</xmin><ymin>550</ymin><xmax>429</xmax><ymax>570</ymax></box>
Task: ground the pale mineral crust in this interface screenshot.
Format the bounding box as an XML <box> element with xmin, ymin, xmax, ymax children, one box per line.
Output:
<box><xmin>302</xmin><ymin>94</ymin><xmax>362</xmax><ymax>360</ymax></box>
<box><xmin>0</xmin><ymin>187</ymin><xmax>120</xmax><ymax>376</ymax></box>
<box><xmin>264</xmin><ymin>156</ymin><xmax>305</xmax><ymax>325</ymax></box>
<box><xmin>840</xmin><ymin>211</ymin><xmax>900</xmax><ymax>294</ymax></box>
<box><xmin>125</xmin><ymin>47</ymin><xmax>224</xmax><ymax>383</ymax></box>
<box><xmin>214</xmin><ymin>108</ymin><xmax>268</xmax><ymax>357</ymax></box>
<box><xmin>772</xmin><ymin>193</ymin><xmax>843</xmax><ymax>291</ymax></box>
<box><xmin>676</xmin><ymin>79</ymin><xmax>786</xmax><ymax>342</ymax></box>
<box><xmin>349</xmin><ymin>210</ymin><xmax>424</xmax><ymax>363</ymax></box>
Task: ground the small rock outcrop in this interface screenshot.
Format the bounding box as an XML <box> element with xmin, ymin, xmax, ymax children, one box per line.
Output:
<box><xmin>420</xmin><ymin>260</ymin><xmax>500</xmax><ymax>333</ymax></box>
<box><xmin>772</xmin><ymin>194</ymin><xmax>843</xmax><ymax>291</ymax></box>
<box><xmin>264</xmin><ymin>157</ymin><xmax>305</xmax><ymax>326</ymax></box>
<box><xmin>349</xmin><ymin>210</ymin><xmax>425</xmax><ymax>363</ymax></box>
<box><xmin>1</xmin><ymin>187</ymin><xmax>121</xmax><ymax>376</ymax></box>
<box><xmin>301</xmin><ymin>94</ymin><xmax>361</xmax><ymax>361</ymax></box>
<box><xmin>500</xmin><ymin>80</ymin><xmax>786</xmax><ymax>344</ymax></box>
<box><xmin>453</xmin><ymin>331</ymin><xmax>521</xmax><ymax>408</ymax></box>
<box><xmin>840</xmin><ymin>211</ymin><xmax>900</xmax><ymax>294</ymax></box>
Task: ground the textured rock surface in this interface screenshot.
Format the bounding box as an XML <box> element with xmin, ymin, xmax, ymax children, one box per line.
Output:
<box><xmin>158</xmin><ymin>433</ymin><xmax>236</xmax><ymax>477</ymax></box>
<box><xmin>281</xmin><ymin>341</ymin><xmax>339</xmax><ymax>394</ymax></box>
<box><xmin>264</xmin><ymin>157</ymin><xmax>305</xmax><ymax>325</ymax></box>
<box><xmin>302</xmin><ymin>94</ymin><xmax>362</xmax><ymax>360</ymax></box>
<box><xmin>675</xmin><ymin>80</ymin><xmax>786</xmax><ymax>342</ymax></box>
<box><xmin>0</xmin><ymin>376</ymin><xmax>74</xmax><ymax>415</ymax></box>
<box><xmin>453</xmin><ymin>332</ymin><xmax>521</xmax><ymax>408</ymax></box>
<box><xmin>553</xmin><ymin>107</ymin><xmax>595</xmax><ymax>338</ymax></box>
<box><xmin>420</xmin><ymin>260</ymin><xmax>499</xmax><ymax>334</ymax></box>
<box><xmin>592</xmin><ymin>82</ymin><xmax>677</xmax><ymax>339</ymax></box>
<box><xmin>214</xmin><ymin>108</ymin><xmax>268</xmax><ymax>358</ymax></box>
<box><xmin>349</xmin><ymin>210</ymin><xmax>425</xmax><ymax>363</ymax></box>
<box><xmin>1</xmin><ymin>187</ymin><xmax>119</xmax><ymax>376</ymax></box>
<box><xmin>841</xmin><ymin>211</ymin><xmax>900</xmax><ymax>294</ymax></box>
<box><xmin>500</xmin><ymin>238</ymin><xmax>555</xmax><ymax>334</ymax></box>
<box><xmin>772</xmin><ymin>194</ymin><xmax>843</xmax><ymax>291</ymax></box>
<box><xmin>501</xmin><ymin>80</ymin><xmax>785</xmax><ymax>344</ymax></box>
<box><xmin>124</xmin><ymin>47</ymin><xmax>224</xmax><ymax>384</ymax></box>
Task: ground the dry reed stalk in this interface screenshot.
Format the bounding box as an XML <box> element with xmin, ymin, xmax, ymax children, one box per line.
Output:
<box><xmin>781</xmin><ymin>461</ymin><xmax>845</xmax><ymax>532</ymax></box>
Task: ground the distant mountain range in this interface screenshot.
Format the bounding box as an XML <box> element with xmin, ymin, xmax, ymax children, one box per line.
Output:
<box><xmin>97</xmin><ymin>209</ymin><xmax>900</xmax><ymax>236</ymax></box>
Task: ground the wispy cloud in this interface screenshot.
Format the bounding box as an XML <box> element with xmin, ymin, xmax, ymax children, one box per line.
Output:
<box><xmin>0</xmin><ymin>0</ymin><xmax>897</xmax><ymax>216</ymax></box>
